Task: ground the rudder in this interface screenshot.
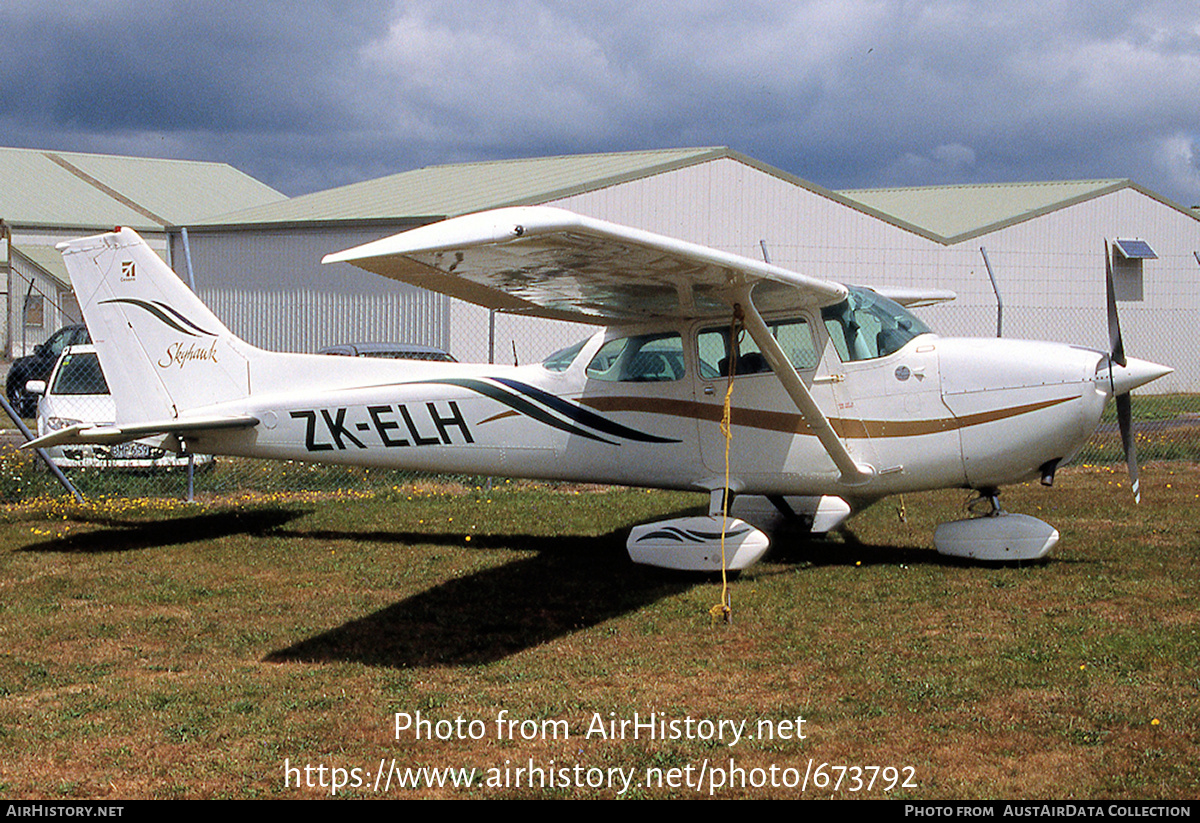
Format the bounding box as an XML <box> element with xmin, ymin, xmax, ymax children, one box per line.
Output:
<box><xmin>59</xmin><ymin>228</ymin><xmax>254</xmax><ymax>423</ymax></box>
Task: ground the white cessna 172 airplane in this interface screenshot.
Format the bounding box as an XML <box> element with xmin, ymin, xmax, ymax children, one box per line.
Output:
<box><xmin>31</xmin><ymin>207</ymin><xmax>1171</xmax><ymax>571</ymax></box>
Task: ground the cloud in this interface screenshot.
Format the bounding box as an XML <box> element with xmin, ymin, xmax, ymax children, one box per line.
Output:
<box><xmin>0</xmin><ymin>1</ymin><xmax>393</xmax><ymax>189</ymax></box>
<box><xmin>1153</xmin><ymin>133</ymin><xmax>1200</xmax><ymax>205</ymax></box>
<box><xmin>357</xmin><ymin>2</ymin><xmax>635</xmax><ymax>148</ymax></box>
<box><xmin>885</xmin><ymin>143</ymin><xmax>978</xmax><ymax>185</ymax></box>
<box><xmin>0</xmin><ymin>0</ymin><xmax>1197</xmax><ymax>207</ymax></box>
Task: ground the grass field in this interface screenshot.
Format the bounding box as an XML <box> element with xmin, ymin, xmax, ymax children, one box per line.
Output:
<box><xmin>1</xmin><ymin>467</ymin><xmax>1197</xmax><ymax>799</ymax></box>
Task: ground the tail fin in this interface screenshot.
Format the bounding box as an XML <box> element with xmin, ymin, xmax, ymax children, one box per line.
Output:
<box><xmin>59</xmin><ymin>228</ymin><xmax>253</xmax><ymax>423</ymax></box>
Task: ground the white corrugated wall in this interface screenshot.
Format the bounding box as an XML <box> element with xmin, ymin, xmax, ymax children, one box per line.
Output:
<box><xmin>174</xmin><ymin>225</ymin><xmax>450</xmax><ymax>354</ymax></box>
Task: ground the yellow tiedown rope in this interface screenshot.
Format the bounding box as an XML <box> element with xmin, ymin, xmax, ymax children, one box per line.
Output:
<box><xmin>710</xmin><ymin>305</ymin><xmax>744</xmax><ymax>625</ymax></box>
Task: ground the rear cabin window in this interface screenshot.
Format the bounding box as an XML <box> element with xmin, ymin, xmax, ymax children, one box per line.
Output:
<box><xmin>586</xmin><ymin>333</ymin><xmax>685</xmax><ymax>382</ymax></box>
<box><xmin>542</xmin><ymin>339</ymin><xmax>588</xmax><ymax>373</ymax></box>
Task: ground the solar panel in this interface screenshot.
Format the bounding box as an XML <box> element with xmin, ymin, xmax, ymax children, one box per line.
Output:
<box><xmin>1114</xmin><ymin>238</ymin><xmax>1157</xmax><ymax>259</ymax></box>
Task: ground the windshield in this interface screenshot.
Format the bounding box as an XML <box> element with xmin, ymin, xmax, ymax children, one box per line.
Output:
<box><xmin>821</xmin><ymin>288</ymin><xmax>931</xmax><ymax>362</ymax></box>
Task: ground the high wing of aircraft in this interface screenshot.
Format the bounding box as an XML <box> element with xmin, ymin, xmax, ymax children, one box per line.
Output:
<box><xmin>30</xmin><ymin>207</ymin><xmax>1171</xmax><ymax>571</ymax></box>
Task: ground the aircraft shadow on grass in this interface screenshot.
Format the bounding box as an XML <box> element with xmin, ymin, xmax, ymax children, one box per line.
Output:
<box><xmin>263</xmin><ymin>525</ymin><xmax>697</xmax><ymax>669</ymax></box>
<box><xmin>19</xmin><ymin>507</ymin><xmax>309</xmax><ymax>554</ymax></box>
<box><xmin>19</xmin><ymin>502</ymin><xmax>980</xmax><ymax>668</ymax></box>
<box><xmin>764</xmin><ymin>524</ymin><xmax>986</xmax><ymax>570</ymax></box>
<box><xmin>263</xmin><ymin>518</ymin><xmax>962</xmax><ymax>669</ymax></box>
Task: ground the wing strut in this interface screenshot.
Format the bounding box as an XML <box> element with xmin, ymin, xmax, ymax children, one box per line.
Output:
<box><xmin>735</xmin><ymin>287</ymin><xmax>874</xmax><ymax>486</ymax></box>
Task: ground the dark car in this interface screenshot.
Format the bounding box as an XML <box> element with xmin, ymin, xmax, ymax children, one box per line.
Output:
<box><xmin>6</xmin><ymin>324</ymin><xmax>91</xmax><ymax>418</ymax></box>
<box><xmin>317</xmin><ymin>343</ymin><xmax>456</xmax><ymax>362</ymax></box>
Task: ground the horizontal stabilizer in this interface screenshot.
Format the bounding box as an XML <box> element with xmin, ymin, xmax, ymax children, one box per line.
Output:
<box><xmin>23</xmin><ymin>414</ymin><xmax>259</xmax><ymax>451</ymax></box>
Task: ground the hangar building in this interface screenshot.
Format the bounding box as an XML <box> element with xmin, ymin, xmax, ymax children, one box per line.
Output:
<box><xmin>178</xmin><ymin>147</ymin><xmax>1200</xmax><ymax>389</ymax></box>
<box><xmin>0</xmin><ymin>146</ymin><xmax>284</xmax><ymax>357</ymax></box>
<box><xmin>4</xmin><ymin>145</ymin><xmax>1196</xmax><ymax>388</ymax></box>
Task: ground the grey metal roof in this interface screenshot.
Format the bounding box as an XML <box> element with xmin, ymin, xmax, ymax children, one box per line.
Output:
<box><xmin>189</xmin><ymin>147</ymin><xmax>736</xmax><ymax>228</ymax></box>
<box><xmin>12</xmin><ymin>244</ymin><xmax>69</xmax><ymax>285</ymax></box>
<box><xmin>838</xmin><ymin>179</ymin><xmax>1199</xmax><ymax>243</ymax></box>
<box><xmin>0</xmin><ymin>146</ymin><xmax>285</xmax><ymax>231</ymax></box>
<box><xmin>175</xmin><ymin>144</ymin><xmax>1199</xmax><ymax>246</ymax></box>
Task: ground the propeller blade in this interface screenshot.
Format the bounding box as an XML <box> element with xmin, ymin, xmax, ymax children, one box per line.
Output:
<box><xmin>1116</xmin><ymin>392</ymin><xmax>1140</xmax><ymax>504</ymax></box>
<box><xmin>1105</xmin><ymin>240</ymin><xmax>1126</xmax><ymax>367</ymax></box>
<box><xmin>1106</xmin><ymin>240</ymin><xmax>1143</xmax><ymax>503</ymax></box>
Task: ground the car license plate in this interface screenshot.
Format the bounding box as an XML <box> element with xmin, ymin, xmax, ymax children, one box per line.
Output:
<box><xmin>110</xmin><ymin>442</ymin><xmax>153</xmax><ymax>459</ymax></box>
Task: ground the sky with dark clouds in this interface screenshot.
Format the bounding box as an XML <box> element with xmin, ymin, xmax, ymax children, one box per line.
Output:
<box><xmin>2</xmin><ymin>1</ymin><xmax>1198</xmax><ymax>206</ymax></box>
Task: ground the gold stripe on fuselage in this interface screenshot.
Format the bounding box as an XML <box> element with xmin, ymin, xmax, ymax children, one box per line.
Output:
<box><xmin>577</xmin><ymin>395</ymin><xmax>1075</xmax><ymax>439</ymax></box>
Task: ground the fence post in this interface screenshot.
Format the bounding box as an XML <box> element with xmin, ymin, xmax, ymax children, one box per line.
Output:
<box><xmin>0</xmin><ymin>394</ymin><xmax>84</xmax><ymax>503</ymax></box>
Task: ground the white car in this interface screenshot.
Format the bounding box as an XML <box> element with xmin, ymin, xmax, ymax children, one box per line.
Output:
<box><xmin>28</xmin><ymin>345</ymin><xmax>210</xmax><ymax>469</ymax></box>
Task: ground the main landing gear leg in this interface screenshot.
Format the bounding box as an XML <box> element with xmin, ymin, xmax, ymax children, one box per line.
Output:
<box><xmin>966</xmin><ymin>488</ymin><xmax>1003</xmax><ymax>517</ymax></box>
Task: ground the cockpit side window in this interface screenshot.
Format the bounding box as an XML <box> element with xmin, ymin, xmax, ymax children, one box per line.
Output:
<box><xmin>821</xmin><ymin>288</ymin><xmax>931</xmax><ymax>362</ymax></box>
<box><xmin>586</xmin><ymin>332</ymin><xmax>685</xmax><ymax>382</ymax></box>
<box><xmin>697</xmin><ymin>317</ymin><xmax>818</xmax><ymax>379</ymax></box>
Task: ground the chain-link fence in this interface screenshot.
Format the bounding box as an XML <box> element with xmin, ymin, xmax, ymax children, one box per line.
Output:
<box><xmin>0</xmin><ymin>339</ymin><xmax>440</xmax><ymax>503</ymax></box>
<box><xmin>2</xmin><ymin>301</ymin><xmax>1197</xmax><ymax>505</ymax></box>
